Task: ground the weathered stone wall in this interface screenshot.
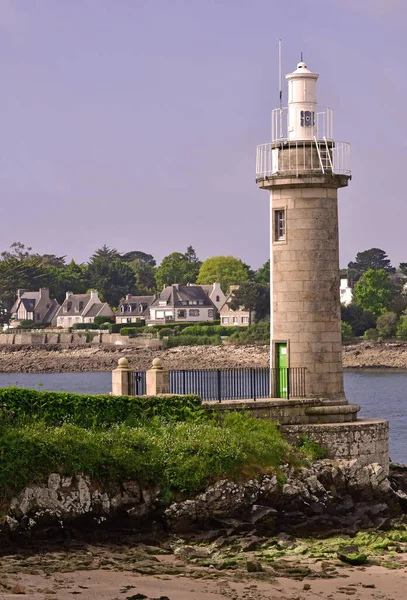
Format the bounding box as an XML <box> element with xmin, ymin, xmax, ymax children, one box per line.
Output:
<box><xmin>0</xmin><ymin>333</ymin><xmax>162</xmax><ymax>349</ymax></box>
<box><xmin>282</xmin><ymin>419</ymin><xmax>389</xmax><ymax>474</ymax></box>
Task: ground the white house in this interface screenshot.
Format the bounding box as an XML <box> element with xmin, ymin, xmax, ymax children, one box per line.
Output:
<box><xmin>55</xmin><ymin>290</ymin><xmax>114</xmax><ymax>328</ymax></box>
<box><xmin>340</xmin><ymin>278</ymin><xmax>353</xmax><ymax>306</ymax></box>
<box><xmin>148</xmin><ymin>284</ymin><xmax>216</xmax><ymax>325</ymax></box>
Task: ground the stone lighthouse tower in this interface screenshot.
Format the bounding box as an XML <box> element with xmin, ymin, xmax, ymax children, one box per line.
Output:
<box><xmin>256</xmin><ymin>60</ymin><xmax>351</xmax><ymax>402</ymax></box>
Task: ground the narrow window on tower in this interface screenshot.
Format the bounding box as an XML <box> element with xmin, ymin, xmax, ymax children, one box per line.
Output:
<box><xmin>274</xmin><ymin>209</ymin><xmax>286</xmax><ymax>241</ymax></box>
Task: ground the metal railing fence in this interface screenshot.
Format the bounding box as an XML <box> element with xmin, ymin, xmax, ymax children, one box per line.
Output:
<box><xmin>134</xmin><ymin>367</ymin><xmax>306</xmax><ymax>401</ymax></box>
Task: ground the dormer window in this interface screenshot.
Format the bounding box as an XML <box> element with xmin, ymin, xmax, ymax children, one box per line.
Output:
<box><xmin>67</xmin><ymin>301</ymin><xmax>72</xmax><ymax>311</ymax></box>
<box><xmin>79</xmin><ymin>301</ymin><xmax>83</xmax><ymax>311</ymax></box>
<box><xmin>120</xmin><ymin>305</ymin><xmax>125</xmax><ymax>312</ymax></box>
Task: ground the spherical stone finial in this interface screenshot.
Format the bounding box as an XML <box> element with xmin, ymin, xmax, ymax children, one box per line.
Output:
<box><xmin>152</xmin><ymin>357</ymin><xmax>163</xmax><ymax>370</ymax></box>
<box><xmin>118</xmin><ymin>357</ymin><xmax>129</xmax><ymax>368</ymax></box>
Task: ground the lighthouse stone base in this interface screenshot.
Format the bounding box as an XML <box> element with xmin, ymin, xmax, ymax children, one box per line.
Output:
<box><xmin>206</xmin><ymin>399</ymin><xmax>389</xmax><ymax>474</ymax></box>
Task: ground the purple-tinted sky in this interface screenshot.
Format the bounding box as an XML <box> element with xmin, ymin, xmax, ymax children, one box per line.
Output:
<box><xmin>0</xmin><ymin>0</ymin><xmax>405</xmax><ymax>269</ymax></box>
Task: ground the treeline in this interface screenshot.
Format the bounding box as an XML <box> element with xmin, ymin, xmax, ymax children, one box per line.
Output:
<box><xmin>341</xmin><ymin>248</ymin><xmax>407</xmax><ymax>340</ymax></box>
<box><xmin>0</xmin><ymin>242</ymin><xmax>270</xmax><ymax>323</ymax></box>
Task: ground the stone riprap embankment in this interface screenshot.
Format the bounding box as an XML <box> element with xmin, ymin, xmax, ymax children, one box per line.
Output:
<box><xmin>3</xmin><ymin>460</ymin><xmax>407</xmax><ymax>547</ymax></box>
<box><xmin>0</xmin><ymin>341</ymin><xmax>407</xmax><ymax>373</ymax></box>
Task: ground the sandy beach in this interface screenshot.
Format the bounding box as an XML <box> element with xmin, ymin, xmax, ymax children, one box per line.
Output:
<box><xmin>1</xmin><ymin>543</ymin><xmax>406</xmax><ymax>600</ymax></box>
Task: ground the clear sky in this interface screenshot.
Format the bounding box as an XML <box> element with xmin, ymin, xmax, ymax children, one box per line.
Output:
<box><xmin>0</xmin><ymin>0</ymin><xmax>405</xmax><ymax>269</ymax></box>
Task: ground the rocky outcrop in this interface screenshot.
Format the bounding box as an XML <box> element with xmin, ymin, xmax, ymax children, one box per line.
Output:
<box><xmin>2</xmin><ymin>460</ymin><xmax>407</xmax><ymax>547</ymax></box>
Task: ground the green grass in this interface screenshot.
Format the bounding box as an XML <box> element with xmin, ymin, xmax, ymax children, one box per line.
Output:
<box><xmin>0</xmin><ymin>412</ymin><xmax>292</xmax><ymax>501</ymax></box>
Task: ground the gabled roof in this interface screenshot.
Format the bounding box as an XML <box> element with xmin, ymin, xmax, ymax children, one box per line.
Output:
<box><xmin>57</xmin><ymin>294</ymin><xmax>91</xmax><ymax>317</ymax></box>
<box><xmin>150</xmin><ymin>285</ymin><xmax>215</xmax><ymax>308</ymax></box>
<box><xmin>10</xmin><ymin>292</ymin><xmax>40</xmax><ymax>314</ymax></box>
<box><xmin>118</xmin><ymin>295</ymin><xmax>155</xmax><ymax>316</ymax></box>
<box><xmin>84</xmin><ymin>303</ymin><xmax>106</xmax><ymax>318</ymax></box>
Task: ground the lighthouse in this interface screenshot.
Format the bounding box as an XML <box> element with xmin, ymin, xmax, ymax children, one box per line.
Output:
<box><xmin>256</xmin><ymin>60</ymin><xmax>351</xmax><ymax>401</ymax></box>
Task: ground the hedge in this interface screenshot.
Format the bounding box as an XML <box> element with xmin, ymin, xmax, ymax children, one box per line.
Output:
<box><xmin>0</xmin><ymin>388</ymin><xmax>203</xmax><ymax>428</ymax></box>
<box><xmin>163</xmin><ymin>335</ymin><xmax>221</xmax><ymax>348</ymax></box>
<box><xmin>181</xmin><ymin>325</ymin><xmax>240</xmax><ymax>337</ymax></box>
<box><xmin>72</xmin><ymin>323</ymin><xmax>100</xmax><ymax>330</ymax></box>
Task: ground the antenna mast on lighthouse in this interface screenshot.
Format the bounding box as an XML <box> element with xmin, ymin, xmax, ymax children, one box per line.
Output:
<box><xmin>278</xmin><ymin>39</ymin><xmax>283</xmax><ymax>139</ymax></box>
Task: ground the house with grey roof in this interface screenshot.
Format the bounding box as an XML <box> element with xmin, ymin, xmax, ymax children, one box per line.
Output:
<box><xmin>116</xmin><ymin>294</ymin><xmax>156</xmax><ymax>324</ymax></box>
<box><xmin>148</xmin><ymin>284</ymin><xmax>217</xmax><ymax>325</ymax></box>
<box><xmin>187</xmin><ymin>282</ymin><xmax>226</xmax><ymax>312</ymax></box>
<box><xmin>10</xmin><ymin>288</ymin><xmax>60</xmax><ymax>327</ymax></box>
<box><xmin>55</xmin><ymin>290</ymin><xmax>114</xmax><ymax>328</ymax></box>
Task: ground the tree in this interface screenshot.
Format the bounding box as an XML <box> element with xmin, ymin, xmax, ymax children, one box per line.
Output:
<box><xmin>348</xmin><ymin>248</ymin><xmax>395</xmax><ymax>281</ymax></box>
<box><xmin>399</xmin><ymin>263</ymin><xmax>407</xmax><ymax>277</ymax></box>
<box><xmin>156</xmin><ymin>247</ymin><xmax>201</xmax><ymax>289</ymax></box>
<box><xmin>122</xmin><ymin>251</ymin><xmax>156</xmax><ymax>267</ymax></box>
<box><xmin>87</xmin><ymin>247</ymin><xmax>136</xmax><ymax>306</ymax></box>
<box><xmin>0</xmin><ymin>243</ymin><xmax>49</xmax><ymax>314</ymax></box>
<box><xmin>341</xmin><ymin>304</ymin><xmax>375</xmax><ymax>337</ymax></box>
<box><xmin>130</xmin><ymin>259</ymin><xmax>157</xmax><ymax>294</ymax></box>
<box><xmin>376</xmin><ymin>312</ymin><xmax>398</xmax><ymax>338</ymax></box>
<box><xmin>45</xmin><ymin>260</ymin><xmax>89</xmax><ymax>303</ymax></box>
<box><xmin>255</xmin><ymin>260</ymin><xmax>270</xmax><ymax>285</ymax></box>
<box><xmin>353</xmin><ymin>268</ymin><xmax>393</xmax><ymax>318</ymax></box>
<box><xmin>197</xmin><ymin>256</ymin><xmax>250</xmax><ymax>292</ymax></box>
<box><xmin>228</xmin><ymin>282</ymin><xmax>270</xmax><ymax>325</ymax></box>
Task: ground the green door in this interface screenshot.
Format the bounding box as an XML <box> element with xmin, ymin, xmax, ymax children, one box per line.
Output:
<box><xmin>276</xmin><ymin>343</ymin><xmax>288</xmax><ymax>398</ymax></box>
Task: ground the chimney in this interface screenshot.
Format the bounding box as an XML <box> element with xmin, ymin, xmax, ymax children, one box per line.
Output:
<box><xmin>17</xmin><ymin>289</ymin><xmax>26</xmax><ymax>300</ymax></box>
<box><xmin>66</xmin><ymin>291</ymin><xmax>73</xmax><ymax>299</ymax></box>
<box><xmin>126</xmin><ymin>293</ymin><xmax>131</xmax><ymax>301</ymax></box>
<box><xmin>90</xmin><ymin>290</ymin><xmax>98</xmax><ymax>299</ymax></box>
<box><xmin>40</xmin><ymin>288</ymin><xmax>50</xmax><ymax>300</ymax></box>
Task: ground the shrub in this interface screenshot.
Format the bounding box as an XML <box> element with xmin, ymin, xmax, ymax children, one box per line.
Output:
<box><xmin>376</xmin><ymin>311</ymin><xmax>398</xmax><ymax>338</ymax></box>
<box><xmin>396</xmin><ymin>315</ymin><xmax>407</xmax><ymax>340</ymax></box>
<box><xmin>341</xmin><ymin>321</ymin><xmax>353</xmax><ymax>340</ymax></box>
<box><xmin>158</xmin><ymin>327</ymin><xmax>172</xmax><ymax>339</ymax></box>
<box><xmin>297</xmin><ymin>435</ymin><xmax>328</xmax><ymax>460</ymax></box>
<box><xmin>93</xmin><ymin>315</ymin><xmax>115</xmax><ymax>326</ymax></box>
<box><xmin>230</xmin><ymin>321</ymin><xmax>270</xmax><ymax>345</ymax></box>
<box><xmin>0</xmin><ymin>387</ymin><xmax>203</xmax><ymax>428</ymax></box>
<box><xmin>363</xmin><ymin>328</ymin><xmax>379</xmax><ymax>340</ymax></box>
<box><xmin>72</xmin><ymin>323</ymin><xmax>100</xmax><ymax>330</ymax></box>
<box><xmin>107</xmin><ymin>323</ymin><xmax>123</xmax><ymax>334</ymax></box>
<box><xmin>120</xmin><ymin>327</ymin><xmax>139</xmax><ymax>337</ymax></box>
<box><xmin>163</xmin><ymin>335</ymin><xmax>221</xmax><ymax>348</ymax></box>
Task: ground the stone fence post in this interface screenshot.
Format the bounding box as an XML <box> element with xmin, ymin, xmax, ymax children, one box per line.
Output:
<box><xmin>146</xmin><ymin>358</ymin><xmax>170</xmax><ymax>395</ymax></box>
<box><xmin>111</xmin><ymin>357</ymin><xmax>135</xmax><ymax>396</ymax></box>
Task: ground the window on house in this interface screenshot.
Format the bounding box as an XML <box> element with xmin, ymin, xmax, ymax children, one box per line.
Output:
<box><xmin>36</xmin><ymin>313</ymin><xmax>41</xmax><ymax>321</ymax></box>
<box><xmin>79</xmin><ymin>301</ymin><xmax>84</xmax><ymax>311</ymax></box>
<box><xmin>127</xmin><ymin>318</ymin><xmax>131</xmax><ymax>323</ymax></box>
<box><xmin>121</xmin><ymin>318</ymin><xmax>127</xmax><ymax>323</ymax></box>
<box><xmin>177</xmin><ymin>310</ymin><xmax>186</xmax><ymax>318</ymax></box>
<box><xmin>216</xmin><ymin>295</ymin><xmax>220</xmax><ymax>302</ymax></box>
<box><xmin>208</xmin><ymin>309</ymin><xmax>214</xmax><ymax>318</ymax></box>
<box><xmin>233</xmin><ymin>317</ymin><xmax>238</xmax><ymax>325</ymax></box>
<box><xmin>242</xmin><ymin>317</ymin><xmax>249</xmax><ymax>324</ymax></box>
<box><xmin>198</xmin><ymin>300</ymin><xmax>204</xmax><ymax>306</ymax></box>
<box><xmin>67</xmin><ymin>302</ymin><xmax>72</xmax><ymax>311</ymax></box>
<box><xmin>274</xmin><ymin>209</ymin><xmax>286</xmax><ymax>241</ymax></box>
<box><xmin>189</xmin><ymin>309</ymin><xmax>200</xmax><ymax>316</ymax></box>
<box><xmin>221</xmin><ymin>317</ymin><xmax>229</xmax><ymax>324</ymax></box>
<box><xmin>156</xmin><ymin>311</ymin><xmax>164</xmax><ymax>319</ymax></box>
<box><xmin>120</xmin><ymin>305</ymin><xmax>125</xmax><ymax>312</ymax></box>
<box><xmin>139</xmin><ymin>305</ymin><xmax>144</xmax><ymax>313</ymax></box>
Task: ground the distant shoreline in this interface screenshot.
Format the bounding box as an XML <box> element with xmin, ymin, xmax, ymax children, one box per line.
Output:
<box><xmin>0</xmin><ymin>340</ymin><xmax>407</xmax><ymax>373</ymax></box>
